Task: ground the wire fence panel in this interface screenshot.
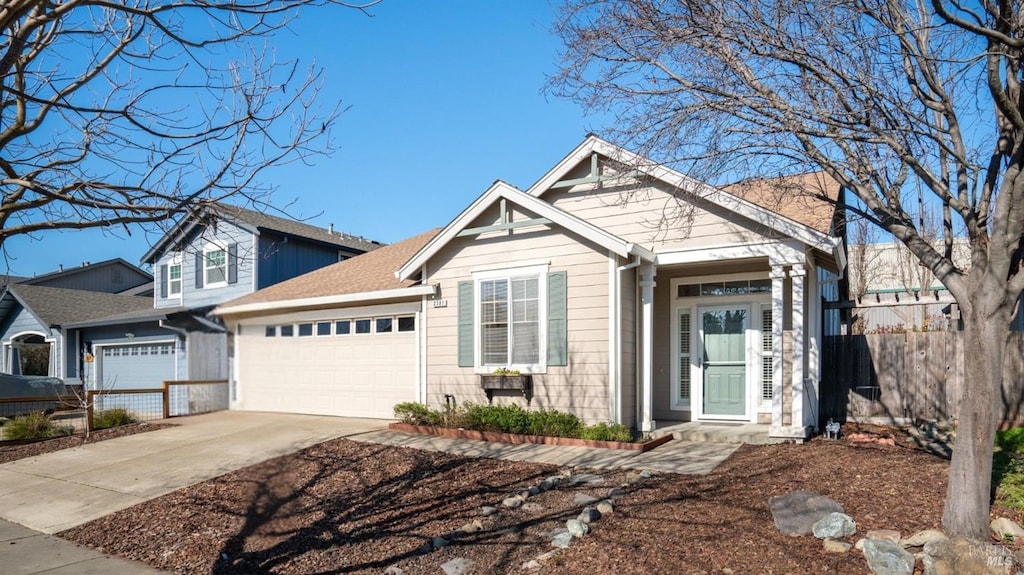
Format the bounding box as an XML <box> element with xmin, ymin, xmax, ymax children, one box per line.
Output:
<box><xmin>90</xmin><ymin>389</ymin><xmax>167</xmax><ymax>427</ymax></box>
<box><xmin>165</xmin><ymin>380</ymin><xmax>229</xmax><ymax>417</ymax></box>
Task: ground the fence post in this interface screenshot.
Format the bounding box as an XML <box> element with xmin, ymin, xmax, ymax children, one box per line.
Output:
<box><xmin>162</xmin><ymin>381</ymin><xmax>170</xmax><ymax>419</ymax></box>
<box><xmin>86</xmin><ymin>390</ymin><xmax>95</xmax><ymax>432</ymax></box>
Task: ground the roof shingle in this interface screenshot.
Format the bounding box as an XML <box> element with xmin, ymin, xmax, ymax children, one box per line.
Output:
<box><xmin>722</xmin><ymin>171</ymin><xmax>842</xmax><ymax>236</ymax></box>
<box><xmin>219</xmin><ymin>229</ymin><xmax>440</xmax><ymax>308</ymax></box>
<box><xmin>7</xmin><ymin>284</ymin><xmax>154</xmax><ymax>327</ymax></box>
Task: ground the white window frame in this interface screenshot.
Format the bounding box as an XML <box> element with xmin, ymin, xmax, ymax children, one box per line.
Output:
<box><xmin>472</xmin><ymin>263</ymin><xmax>548</xmax><ymax>374</ymax></box>
<box><xmin>168</xmin><ymin>253</ymin><xmax>183</xmax><ymax>297</ymax></box>
<box><xmin>203</xmin><ymin>242</ymin><xmax>228</xmax><ymax>288</ymax></box>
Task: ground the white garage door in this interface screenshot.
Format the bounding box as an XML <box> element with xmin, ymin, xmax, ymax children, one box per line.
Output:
<box><xmin>238</xmin><ymin>317</ymin><xmax>416</xmax><ymax>419</ymax></box>
<box><xmin>98</xmin><ymin>342</ymin><xmax>176</xmax><ymax>390</ymax></box>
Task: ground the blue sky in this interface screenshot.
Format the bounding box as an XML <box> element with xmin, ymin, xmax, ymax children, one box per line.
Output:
<box><xmin>6</xmin><ymin>1</ymin><xmax>601</xmax><ymax>278</ymax></box>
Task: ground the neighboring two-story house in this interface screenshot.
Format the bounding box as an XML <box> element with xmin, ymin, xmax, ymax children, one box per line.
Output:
<box><xmin>0</xmin><ymin>205</ymin><xmax>380</xmax><ymax>393</ymax></box>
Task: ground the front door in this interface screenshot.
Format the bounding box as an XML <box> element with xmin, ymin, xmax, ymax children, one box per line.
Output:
<box><xmin>701</xmin><ymin>307</ymin><xmax>747</xmax><ymax>417</ymax></box>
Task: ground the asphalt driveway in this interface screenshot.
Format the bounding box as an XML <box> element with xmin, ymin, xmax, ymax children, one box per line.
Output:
<box><xmin>0</xmin><ymin>411</ymin><xmax>385</xmax><ymax>534</ymax></box>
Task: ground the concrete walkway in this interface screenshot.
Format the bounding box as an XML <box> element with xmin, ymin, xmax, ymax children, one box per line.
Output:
<box><xmin>0</xmin><ymin>411</ymin><xmax>386</xmax><ymax>534</ymax></box>
<box><xmin>0</xmin><ymin>519</ymin><xmax>164</xmax><ymax>574</ymax></box>
<box><xmin>350</xmin><ymin>429</ymin><xmax>740</xmax><ymax>474</ymax></box>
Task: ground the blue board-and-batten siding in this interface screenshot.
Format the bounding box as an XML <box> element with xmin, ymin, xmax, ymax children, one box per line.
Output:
<box><xmin>256</xmin><ymin>231</ymin><xmax>345</xmax><ymax>289</ymax></box>
<box><xmin>152</xmin><ymin>221</ymin><xmax>256</xmax><ymax>310</ymax></box>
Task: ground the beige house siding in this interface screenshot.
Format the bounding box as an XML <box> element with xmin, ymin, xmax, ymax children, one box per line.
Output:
<box><xmin>544</xmin><ymin>179</ymin><xmax>781</xmax><ymax>253</ymax></box>
<box><xmin>423</xmin><ymin>207</ymin><xmax>613</xmax><ymax>423</ymax></box>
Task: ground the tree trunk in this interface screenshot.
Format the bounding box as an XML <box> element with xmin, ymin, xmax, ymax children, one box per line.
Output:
<box><xmin>942</xmin><ymin>303</ymin><xmax>1008</xmax><ymax>538</ymax></box>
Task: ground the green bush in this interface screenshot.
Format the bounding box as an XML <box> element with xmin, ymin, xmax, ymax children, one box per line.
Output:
<box><xmin>527</xmin><ymin>409</ymin><xmax>583</xmax><ymax>438</ymax></box>
<box><xmin>3</xmin><ymin>412</ymin><xmax>74</xmax><ymax>440</ymax></box>
<box><xmin>477</xmin><ymin>403</ymin><xmax>532</xmax><ymax>434</ymax></box>
<box><xmin>393</xmin><ymin>402</ymin><xmax>441</xmax><ymax>426</ymax></box>
<box><xmin>995</xmin><ymin>427</ymin><xmax>1024</xmax><ymax>509</ymax></box>
<box><xmin>92</xmin><ymin>408</ymin><xmax>138</xmax><ymax>430</ymax></box>
<box><xmin>580</xmin><ymin>422</ymin><xmax>634</xmax><ymax>443</ymax></box>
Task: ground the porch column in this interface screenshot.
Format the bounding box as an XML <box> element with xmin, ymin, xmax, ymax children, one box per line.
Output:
<box><xmin>790</xmin><ymin>264</ymin><xmax>806</xmax><ymax>432</ymax></box>
<box><xmin>770</xmin><ymin>265</ymin><xmax>786</xmax><ymax>430</ymax></box>
<box><xmin>640</xmin><ymin>264</ymin><xmax>656</xmax><ymax>433</ymax></box>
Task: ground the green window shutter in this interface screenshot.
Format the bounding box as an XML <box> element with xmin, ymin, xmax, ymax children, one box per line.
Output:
<box><xmin>457</xmin><ymin>281</ymin><xmax>474</xmax><ymax>367</ymax></box>
<box><xmin>547</xmin><ymin>271</ymin><xmax>568</xmax><ymax>366</ymax></box>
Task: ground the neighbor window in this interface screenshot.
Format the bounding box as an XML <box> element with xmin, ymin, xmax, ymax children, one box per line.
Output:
<box><xmin>480</xmin><ymin>275</ymin><xmax>540</xmax><ymax>366</ymax></box>
<box><xmin>168</xmin><ymin>262</ymin><xmax>182</xmax><ymax>296</ymax></box>
<box><xmin>204</xmin><ymin>247</ymin><xmax>227</xmax><ymax>285</ymax></box>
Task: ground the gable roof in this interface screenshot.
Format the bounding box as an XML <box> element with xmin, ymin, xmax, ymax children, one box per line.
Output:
<box><xmin>722</xmin><ymin>171</ymin><xmax>842</xmax><ymax>236</ymax></box>
<box><xmin>2</xmin><ymin>284</ymin><xmax>154</xmax><ymax>328</ymax></box>
<box><xmin>528</xmin><ymin>135</ymin><xmax>842</xmax><ymax>252</ymax></box>
<box><xmin>395</xmin><ymin>181</ymin><xmax>656</xmax><ymax>282</ymax></box>
<box><xmin>214</xmin><ymin>229</ymin><xmax>441</xmax><ymax>316</ymax></box>
<box><xmin>17</xmin><ymin>258</ymin><xmax>152</xmax><ymax>293</ymax></box>
<box><xmin>141</xmin><ymin>204</ymin><xmax>383</xmax><ymax>264</ymax></box>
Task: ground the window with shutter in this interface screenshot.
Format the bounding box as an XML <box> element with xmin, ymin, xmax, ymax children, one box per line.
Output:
<box><xmin>468</xmin><ymin>264</ymin><xmax>557</xmax><ymax>372</ymax></box>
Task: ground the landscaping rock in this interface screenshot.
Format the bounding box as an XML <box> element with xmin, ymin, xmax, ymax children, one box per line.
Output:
<box><xmin>540</xmin><ymin>476</ymin><xmax>561</xmax><ymax>491</ymax></box>
<box><xmin>519</xmin><ymin>490</ymin><xmax>532</xmax><ymax>500</ymax></box>
<box><xmin>521</xmin><ymin>502</ymin><xmax>545</xmax><ymax>513</ymax></box>
<box><xmin>574</xmin><ymin>493</ymin><xmax>599</xmax><ymax>506</ymax></box>
<box><xmin>459</xmin><ymin>520</ymin><xmax>483</xmax><ymax>535</ymax></box>
<box><xmin>577</xmin><ymin>507</ymin><xmax>601</xmax><ymax>524</ymax></box>
<box><xmin>991</xmin><ymin>517</ymin><xmax>1024</xmax><ymax>543</ymax></box>
<box><xmin>864</xmin><ymin>539</ymin><xmax>915</xmax><ymax>575</ymax></box>
<box><xmin>528</xmin><ymin>486</ymin><xmax>540</xmax><ymax>496</ymax></box>
<box><xmin>901</xmin><ymin>529</ymin><xmax>947</xmax><ymax>549</ymax></box>
<box><xmin>502</xmin><ymin>496</ymin><xmax>523</xmax><ymax>509</ymax></box>
<box><xmin>866</xmin><ymin>529</ymin><xmax>901</xmax><ymax>545</ymax></box>
<box><xmin>768</xmin><ymin>490</ymin><xmax>845</xmax><ymax>536</ymax></box>
<box><xmin>597</xmin><ymin>501</ymin><xmax>615</xmax><ymax>515</ymax></box>
<box><xmin>855</xmin><ymin>538</ymin><xmax>866</xmax><ymax>551</ymax></box>
<box><xmin>431</xmin><ymin>536</ymin><xmax>449</xmax><ymax>550</ymax></box>
<box><xmin>521</xmin><ymin>559</ymin><xmax>541</xmax><ymax>570</ymax></box>
<box><xmin>570</xmin><ymin>473</ymin><xmax>605</xmax><ymax>485</ymax></box>
<box><xmin>923</xmin><ymin>536</ymin><xmax>1015</xmax><ymax>575</ymax></box>
<box><xmin>812</xmin><ymin>512</ymin><xmax>857</xmax><ymax>539</ymax></box>
<box><xmin>823</xmin><ymin>538</ymin><xmax>852</xmax><ymax>553</ymax></box>
<box><xmin>639</xmin><ymin>470</ymin><xmax>653</xmax><ymax>478</ymax></box>
<box><xmin>607</xmin><ymin>487</ymin><xmax>626</xmax><ymax>499</ymax></box>
<box><xmin>479</xmin><ymin>506</ymin><xmax>497</xmax><ymax>517</ymax></box>
<box><xmin>566</xmin><ymin>519</ymin><xmax>590</xmax><ymax>538</ymax></box>
<box><xmin>440</xmin><ymin>557</ymin><xmax>474</xmax><ymax>575</ymax></box>
<box><xmin>384</xmin><ymin>567</ymin><xmax>404</xmax><ymax>575</ymax></box>
<box><xmin>551</xmin><ymin>532</ymin><xmax>574</xmax><ymax>549</ymax></box>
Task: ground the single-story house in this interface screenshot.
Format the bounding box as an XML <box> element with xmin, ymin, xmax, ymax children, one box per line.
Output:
<box><xmin>216</xmin><ymin>136</ymin><xmax>847</xmax><ymax>439</ymax></box>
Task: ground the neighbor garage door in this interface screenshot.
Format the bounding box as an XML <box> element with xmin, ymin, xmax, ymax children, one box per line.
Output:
<box><xmin>98</xmin><ymin>342</ymin><xmax>176</xmax><ymax>390</ymax></box>
<box><xmin>238</xmin><ymin>315</ymin><xmax>416</xmax><ymax>419</ymax></box>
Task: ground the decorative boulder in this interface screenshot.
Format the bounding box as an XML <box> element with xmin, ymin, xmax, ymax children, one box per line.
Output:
<box><xmin>768</xmin><ymin>490</ymin><xmax>845</xmax><ymax>536</ymax></box>
<box><xmin>991</xmin><ymin>517</ymin><xmax>1024</xmax><ymax>544</ymax></box>
<box><xmin>812</xmin><ymin>512</ymin><xmax>857</xmax><ymax>539</ymax></box>
<box><xmin>863</xmin><ymin>539</ymin><xmax>915</xmax><ymax>575</ymax></box>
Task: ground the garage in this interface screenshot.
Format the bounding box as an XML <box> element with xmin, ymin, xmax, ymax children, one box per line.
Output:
<box><xmin>96</xmin><ymin>341</ymin><xmax>177</xmax><ymax>390</ymax></box>
<box><xmin>236</xmin><ymin>313</ymin><xmax>417</xmax><ymax>419</ymax></box>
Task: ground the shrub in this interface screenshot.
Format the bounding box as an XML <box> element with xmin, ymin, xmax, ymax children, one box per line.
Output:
<box><xmin>995</xmin><ymin>427</ymin><xmax>1024</xmax><ymax>510</ymax></box>
<box><xmin>92</xmin><ymin>408</ymin><xmax>138</xmax><ymax>430</ymax></box>
<box><xmin>3</xmin><ymin>412</ymin><xmax>74</xmax><ymax>440</ymax></box>
<box><xmin>527</xmin><ymin>409</ymin><xmax>583</xmax><ymax>438</ymax></box>
<box><xmin>476</xmin><ymin>403</ymin><xmax>532</xmax><ymax>434</ymax></box>
<box><xmin>580</xmin><ymin>422</ymin><xmax>634</xmax><ymax>443</ymax></box>
<box><xmin>393</xmin><ymin>402</ymin><xmax>441</xmax><ymax>426</ymax></box>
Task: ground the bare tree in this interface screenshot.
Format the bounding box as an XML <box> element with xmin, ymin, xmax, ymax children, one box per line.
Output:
<box><xmin>0</xmin><ymin>0</ymin><xmax>378</xmax><ymax>254</ymax></box>
<box><xmin>848</xmin><ymin>215</ymin><xmax>882</xmax><ymax>299</ymax></box>
<box><xmin>551</xmin><ymin>0</ymin><xmax>1024</xmax><ymax>538</ymax></box>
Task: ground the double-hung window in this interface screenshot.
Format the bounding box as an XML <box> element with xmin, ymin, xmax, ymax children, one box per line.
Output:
<box><xmin>205</xmin><ymin>247</ymin><xmax>227</xmax><ymax>286</ymax></box>
<box><xmin>474</xmin><ymin>265</ymin><xmax>548</xmax><ymax>372</ymax></box>
<box><xmin>168</xmin><ymin>263</ymin><xmax>182</xmax><ymax>295</ymax></box>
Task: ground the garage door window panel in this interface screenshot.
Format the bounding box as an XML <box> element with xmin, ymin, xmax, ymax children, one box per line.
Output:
<box><xmin>316</xmin><ymin>322</ymin><xmax>331</xmax><ymax>336</ymax></box>
<box><xmin>335</xmin><ymin>320</ymin><xmax>351</xmax><ymax>335</ymax></box>
<box><xmin>376</xmin><ymin>317</ymin><xmax>393</xmax><ymax>333</ymax></box>
<box><xmin>280</xmin><ymin>325</ymin><xmax>294</xmax><ymax>337</ymax></box>
<box><xmin>398</xmin><ymin>316</ymin><xmax>415</xmax><ymax>332</ymax></box>
<box><xmin>354</xmin><ymin>319</ymin><xmax>371</xmax><ymax>335</ymax></box>
<box><xmin>298</xmin><ymin>323</ymin><xmax>313</xmax><ymax>337</ymax></box>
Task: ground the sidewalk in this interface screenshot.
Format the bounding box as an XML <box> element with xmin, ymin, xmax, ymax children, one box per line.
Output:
<box><xmin>349</xmin><ymin>429</ymin><xmax>740</xmax><ymax>474</ymax></box>
<box><xmin>0</xmin><ymin>519</ymin><xmax>165</xmax><ymax>574</ymax></box>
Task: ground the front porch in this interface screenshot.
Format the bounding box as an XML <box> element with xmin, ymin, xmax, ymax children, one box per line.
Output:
<box><xmin>650</xmin><ymin>421</ymin><xmax>793</xmax><ymax>445</ymax></box>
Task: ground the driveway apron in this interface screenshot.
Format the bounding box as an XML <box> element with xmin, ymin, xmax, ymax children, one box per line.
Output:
<box><xmin>0</xmin><ymin>411</ymin><xmax>385</xmax><ymax>534</ymax></box>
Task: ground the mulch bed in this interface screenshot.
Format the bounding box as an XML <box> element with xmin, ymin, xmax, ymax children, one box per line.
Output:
<box><xmin>58</xmin><ymin>430</ymin><xmax>982</xmax><ymax>574</ymax></box>
<box><xmin>0</xmin><ymin>422</ymin><xmax>175</xmax><ymax>465</ymax></box>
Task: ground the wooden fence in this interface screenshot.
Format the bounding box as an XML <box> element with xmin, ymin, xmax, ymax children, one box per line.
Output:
<box><xmin>821</xmin><ymin>332</ymin><xmax>1024</xmax><ymax>425</ymax></box>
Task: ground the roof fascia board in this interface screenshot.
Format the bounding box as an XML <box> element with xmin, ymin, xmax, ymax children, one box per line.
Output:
<box><xmin>529</xmin><ymin>136</ymin><xmax>840</xmax><ymax>253</ymax></box>
<box><xmin>213</xmin><ymin>285</ymin><xmax>436</xmax><ymax>317</ymax></box>
<box><xmin>4</xmin><ymin>288</ymin><xmax>54</xmax><ymax>330</ymax></box>
<box><xmin>396</xmin><ymin>181</ymin><xmax>643</xmax><ymax>281</ymax></box>
<box><xmin>65</xmin><ymin>312</ymin><xmax>170</xmax><ymax>330</ymax></box>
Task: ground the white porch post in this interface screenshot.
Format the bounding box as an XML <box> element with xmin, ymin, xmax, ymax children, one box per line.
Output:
<box><xmin>640</xmin><ymin>264</ymin><xmax>656</xmax><ymax>433</ymax></box>
<box><xmin>770</xmin><ymin>265</ymin><xmax>786</xmax><ymax>431</ymax></box>
<box><xmin>789</xmin><ymin>264</ymin><xmax>806</xmax><ymax>433</ymax></box>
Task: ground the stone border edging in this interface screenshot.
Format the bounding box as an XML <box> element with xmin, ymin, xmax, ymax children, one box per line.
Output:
<box><xmin>388</xmin><ymin>423</ymin><xmax>673</xmax><ymax>452</ymax></box>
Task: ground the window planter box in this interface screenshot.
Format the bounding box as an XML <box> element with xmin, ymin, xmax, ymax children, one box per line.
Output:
<box><xmin>388</xmin><ymin>422</ymin><xmax>673</xmax><ymax>453</ymax></box>
<box><xmin>480</xmin><ymin>374</ymin><xmax>532</xmax><ymax>404</ymax></box>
